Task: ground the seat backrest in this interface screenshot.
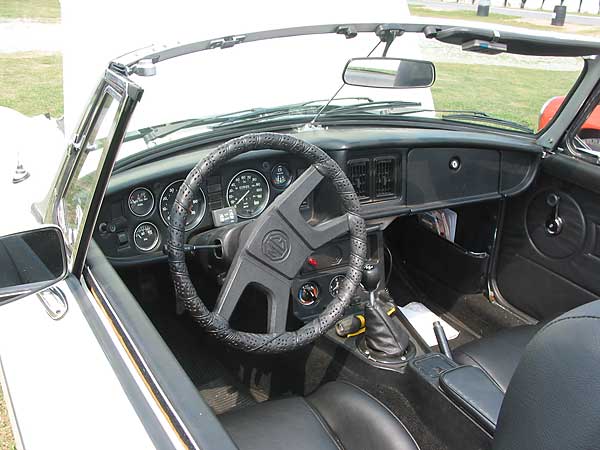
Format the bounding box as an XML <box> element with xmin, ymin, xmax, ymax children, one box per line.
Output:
<box><xmin>493</xmin><ymin>300</ymin><xmax>600</xmax><ymax>450</ymax></box>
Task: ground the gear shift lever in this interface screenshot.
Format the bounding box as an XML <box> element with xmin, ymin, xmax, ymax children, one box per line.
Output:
<box><xmin>361</xmin><ymin>263</ymin><xmax>380</xmax><ymax>304</ymax></box>
<box><xmin>359</xmin><ymin>263</ymin><xmax>411</xmax><ymax>361</ymax></box>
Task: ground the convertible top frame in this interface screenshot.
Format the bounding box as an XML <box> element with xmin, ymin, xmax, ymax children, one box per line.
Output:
<box><xmin>107</xmin><ymin>21</ymin><xmax>600</xmax><ymax>152</ymax></box>
<box><xmin>110</xmin><ymin>21</ymin><xmax>600</xmax><ymax>71</ymax></box>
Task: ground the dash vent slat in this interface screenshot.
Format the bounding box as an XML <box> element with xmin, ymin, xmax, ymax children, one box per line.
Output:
<box><xmin>374</xmin><ymin>158</ymin><xmax>396</xmax><ymax>198</ymax></box>
<box><xmin>347</xmin><ymin>159</ymin><xmax>370</xmax><ymax>200</ymax></box>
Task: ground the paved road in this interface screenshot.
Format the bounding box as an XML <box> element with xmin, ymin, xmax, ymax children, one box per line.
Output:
<box><xmin>410</xmin><ymin>0</ymin><xmax>600</xmax><ymax>25</ymax></box>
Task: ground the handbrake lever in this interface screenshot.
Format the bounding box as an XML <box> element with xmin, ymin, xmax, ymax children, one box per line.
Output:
<box><xmin>433</xmin><ymin>321</ymin><xmax>453</xmax><ymax>361</ymax></box>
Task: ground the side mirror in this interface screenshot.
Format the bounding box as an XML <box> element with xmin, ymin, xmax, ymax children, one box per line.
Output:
<box><xmin>343</xmin><ymin>57</ymin><xmax>436</xmax><ymax>89</ymax></box>
<box><xmin>0</xmin><ymin>226</ymin><xmax>67</xmax><ymax>302</ymax></box>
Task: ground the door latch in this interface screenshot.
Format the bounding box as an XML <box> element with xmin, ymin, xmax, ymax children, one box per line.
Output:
<box><xmin>545</xmin><ymin>192</ymin><xmax>564</xmax><ymax>236</ymax></box>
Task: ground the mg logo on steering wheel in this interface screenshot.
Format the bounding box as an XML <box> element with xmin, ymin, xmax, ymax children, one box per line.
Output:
<box><xmin>262</xmin><ymin>230</ymin><xmax>290</xmax><ymax>261</ymax></box>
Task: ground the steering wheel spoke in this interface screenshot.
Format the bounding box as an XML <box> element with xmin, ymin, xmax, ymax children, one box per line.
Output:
<box><xmin>215</xmin><ymin>253</ymin><xmax>292</xmax><ymax>332</ymax></box>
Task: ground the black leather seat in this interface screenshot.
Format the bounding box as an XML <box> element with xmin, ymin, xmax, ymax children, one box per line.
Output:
<box><xmin>220</xmin><ymin>381</ymin><xmax>420</xmax><ymax>450</ymax></box>
<box><xmin>493</xmin><ymin>300</ymin><xmax>600</xmax><ymax>449</ymax></box>
<box><xmin>453</xmin><ymin>322</ymin><xmax>544</xmax><ymax>392</ymax></box>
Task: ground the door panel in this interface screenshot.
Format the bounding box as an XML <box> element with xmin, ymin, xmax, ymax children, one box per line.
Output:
<box><xmin>495</xmin><ymin>154</ymin><xmax>600</xmax><ymax>319</ymax></box>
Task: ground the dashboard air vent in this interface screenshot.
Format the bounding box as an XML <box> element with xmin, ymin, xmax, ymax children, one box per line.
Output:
<box><xmin>347</xmin><ymin>159</ymin><xmax>370</xmax><ymax>200</ymax></box>
<box><xmin>374</xmin><ymin>158</ymin><xmax>396</xmax><ymax>198</ymax></box>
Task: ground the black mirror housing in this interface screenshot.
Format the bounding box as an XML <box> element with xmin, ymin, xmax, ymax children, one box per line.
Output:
<box><xmin>0</xmin><ymin>226</ymin><xmax>68</xmax><ymax>302</ymax></box>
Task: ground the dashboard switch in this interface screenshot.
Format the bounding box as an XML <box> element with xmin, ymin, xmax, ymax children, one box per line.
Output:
<box><xmin>117</xmin><ymin>232</ymin><xmax>129</xmax><ymax>246</ymax></box>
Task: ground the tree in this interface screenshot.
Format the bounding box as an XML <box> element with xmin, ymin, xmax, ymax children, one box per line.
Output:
<box><xmin>579</xmin><ymin>0</ymin><xmax>584</xmax><ymax>12</ymax></box>
<box><xmin>520</xmin><ymin>0</ymin><xmax>527</xmax><ymax>8</ymax></box>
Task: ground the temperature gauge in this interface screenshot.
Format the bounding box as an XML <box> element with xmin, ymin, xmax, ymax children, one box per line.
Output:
<box><xmin>270</xmin><ymin>164</ymin><xmax>292</xmax><ymax>188</ymax></box>
<box><xmin>133</xmin><ymin>222</ymin><xmax>160</xmax><ymax>252</ymax></box>
<box><xmin>298</xmin><ymin>282</ymin><xmax>319</xmax><ymax>306</ymax></box>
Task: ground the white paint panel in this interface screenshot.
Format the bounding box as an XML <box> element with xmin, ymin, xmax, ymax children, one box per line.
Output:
<box><xmin>0</xmin><ymin>281</ymin><xmax>155</xmax><ymax>450</ymax></box>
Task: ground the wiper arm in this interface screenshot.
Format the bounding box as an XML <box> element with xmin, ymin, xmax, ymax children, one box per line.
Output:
<box><xmin>441</xmin><ymin>112</ymin><xmax>533</xmax><ymax>133</ymax></box>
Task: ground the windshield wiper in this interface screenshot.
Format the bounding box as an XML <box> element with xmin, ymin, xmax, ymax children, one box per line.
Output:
<box><xmin>321</xmin><ymin>100</ymin><xmax>422</xmax><ymax>117</ymax></box>
<box><xmin>384</xmin><ymin>108</ymin><xmax>533</xmax><ymax>133</ymax></box>
<box><xmin>129</xmin><ymin>97</ymin><xmax>376</xmax><ymax>144</ymax></box>
<box><xmin>441</xmin><ymin>112</ymin><xmax>533</xmax><ymax>133</ymax></box>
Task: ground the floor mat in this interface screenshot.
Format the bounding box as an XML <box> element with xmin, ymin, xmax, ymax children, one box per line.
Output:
<box><xmin>142</xmin><ymin>302</ymin><xmax>268</xmax><ymax>415</ymax></box>
<box><xmin>389</xmin><ymin>260</ymin><xmax>526</xmax><ymax>350</ymax></box>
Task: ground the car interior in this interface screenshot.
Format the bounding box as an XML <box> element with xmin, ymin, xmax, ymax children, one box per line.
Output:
<box><xmin>84</xmin><ymin>116</ymin><xmax>600</xmax><ymax>450</ymax></box>
<box><xmin>78</xmin><ymin>25</ymin><xmax>600</xmax><ymax>450</ymax></box>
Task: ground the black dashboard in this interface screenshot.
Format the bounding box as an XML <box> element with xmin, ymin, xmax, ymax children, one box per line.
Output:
<box><xmin>95</xmin><ymin>126</ymin><xmax>542</xmax><ymax>266</ymax></box>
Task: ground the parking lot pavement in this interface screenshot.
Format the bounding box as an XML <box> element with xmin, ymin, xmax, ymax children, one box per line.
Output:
<box><xmin>410</xmin><ymin>0</ymin><xmax>600</xmax><ymax>25</ymax></box>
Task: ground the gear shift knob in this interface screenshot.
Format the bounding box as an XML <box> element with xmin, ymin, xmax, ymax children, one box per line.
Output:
<box><xmin>361</xmin><ymin>263</ymin><xmax>380</xmax><ymax>294</ymax></box>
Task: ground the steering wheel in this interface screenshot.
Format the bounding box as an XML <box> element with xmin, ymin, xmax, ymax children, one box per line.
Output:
<box><xmin>167</xmin><ymin>133</ymin><xmax>366</xmax><ymax>353</ymax></box>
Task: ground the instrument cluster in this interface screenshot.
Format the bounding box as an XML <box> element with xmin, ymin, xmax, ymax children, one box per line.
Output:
<box><xmin>97</xmin><ymin>159</ymin><xmax>302</xmax><ymax>258</ymax></box>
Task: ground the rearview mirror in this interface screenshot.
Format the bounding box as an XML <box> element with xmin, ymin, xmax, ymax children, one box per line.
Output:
<box><xmin>0</xmin><ymin>226</ymin><xmax>67</xmax><ymax>301</ymax></box>
<box><xmin>343</xmin><ymin>58</ymin><xmax>436</xmax><ymax>89</ymax></box>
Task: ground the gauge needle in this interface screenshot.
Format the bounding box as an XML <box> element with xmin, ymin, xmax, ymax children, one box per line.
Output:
<box><xmin>234</xmin><ymin>190</ymin><xmax>250</xmax><ymax>206</ymax></box>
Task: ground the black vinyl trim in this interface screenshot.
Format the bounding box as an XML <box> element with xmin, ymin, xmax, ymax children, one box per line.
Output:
<box><xmin>542</xmin><ymin>153</ymin><xmax>600</xmax><ymax>195</ymax></box>
<box><xmin>65</xmin><ymin>275</ymin><xmax>177</xmax><ymax>450</ymax></box>
<box><xmin>84</xmin><ymin>241</ymin><xmax>237</xmax><ymax>450</ymax></box>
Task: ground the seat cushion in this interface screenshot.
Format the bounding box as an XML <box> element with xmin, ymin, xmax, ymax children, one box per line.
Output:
<box><xmin>454</xmin><ymin>323</ymin><xmax>543</xmax><ymax>392</ymax></box>
<box><xmin>220</xmin><ymin>381</ymin><xmax>419</xmax><ymax>450</ymax></box>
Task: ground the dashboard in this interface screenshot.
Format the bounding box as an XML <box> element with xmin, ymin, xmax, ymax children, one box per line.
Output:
<box><xmin>95</xmin><ymin>127</ymin><xmax>542</xmax><ymax>266</ymax></box>
<box><xmin>96</xmin><ymin>152</ymin><xmax>313</xmax><ymax>262</ymax></box>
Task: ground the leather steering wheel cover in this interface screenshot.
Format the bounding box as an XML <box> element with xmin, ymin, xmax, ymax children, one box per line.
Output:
<box><xmin>167</xmin><ymin>132</ymin><xmax>367</xmax><ymax>353</ymax></box>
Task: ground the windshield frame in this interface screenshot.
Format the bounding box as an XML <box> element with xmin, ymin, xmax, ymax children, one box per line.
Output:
<box><xmin>108</xmin><ymin>21</ymin><xmax>600</xmax><ymax>158</ymax></box>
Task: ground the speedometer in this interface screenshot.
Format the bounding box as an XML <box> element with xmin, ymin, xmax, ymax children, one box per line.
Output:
<box><xmin>226</xmin><ymin>170</ymin><xmax>270</xmax><ymax>219</ymax></box>
<box><xmin>160</xmin><ymin>180</ymin><xmax>206</xmax><ymax>231</ymax></box>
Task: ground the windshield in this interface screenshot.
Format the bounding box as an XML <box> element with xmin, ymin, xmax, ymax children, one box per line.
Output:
<box><xmin>120</xmin><ymin>31</ymin><xmax>584</xmax><ymax>160</ymax></box>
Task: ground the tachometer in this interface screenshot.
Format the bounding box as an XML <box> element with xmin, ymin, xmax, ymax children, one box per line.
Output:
<box><xmin>160</xmin><ymin>180</ymin><xmax>206</xmax><ymax>231</ymax></box>
<box><xmin>226</xmin><ymin>170</ymin><xmax>270</xmax><ymax>219</ymax></box>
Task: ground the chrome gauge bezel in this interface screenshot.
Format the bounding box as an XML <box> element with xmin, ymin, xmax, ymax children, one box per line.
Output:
<box><xmin>128</xmin><ymin>187</ymin><xmax>155</xmax><ymax>217</ymax></box>
<box><xmin>159</xmin><ymin>179</ymin><xmax>207</xmax><ymax>232</ymax></box>
<box><xmin>133</xmin><ymin>222</ymin><xmax>160</xmax><ymax>252</ymax></box>
<box><xmin>226</xmin><ymin>169</ymin><xmax>270</xmax><ymax>219</ymax></box>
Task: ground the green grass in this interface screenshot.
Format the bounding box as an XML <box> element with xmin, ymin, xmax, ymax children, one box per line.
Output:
<box><xmin>409</xmin><ymin>5</ymin><xmax>600</xmax><ymax>35</ymax></box>
<box><xmin>0</xmin><ymin>387</ymin><xmax>14</xmax><ymax>450</ymax></box>
<box><xmin>0</xmin><ymin>52</ymin><xmax>63</xmax><ymax>117</ymax></box>
<box><xmin>0</xmin><ymin>0</ymin><xmax>60</xmax><ymax>21</ymax></box>
<box><xmin>432</xmin><ymin>62</ymin><xmax>580</xmax><ymax>131</ymax></box>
